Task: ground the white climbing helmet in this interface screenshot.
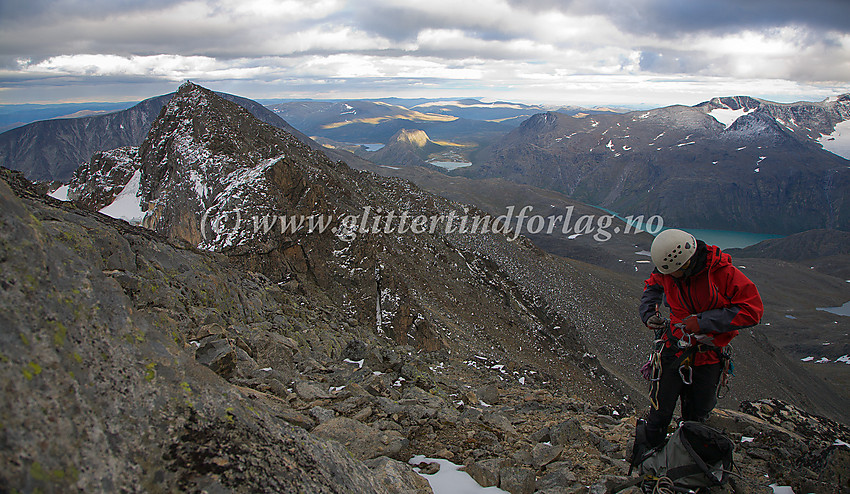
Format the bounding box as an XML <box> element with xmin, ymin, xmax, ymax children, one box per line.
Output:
<box><xmin>650</xmin><ymin>229</ymin><xmax>697</xmax><ymax>274</ymax></box>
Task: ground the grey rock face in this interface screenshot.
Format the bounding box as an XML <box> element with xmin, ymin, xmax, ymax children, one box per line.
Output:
<box><xmin>0</xmin><ymin>171</ymin><xmax>393</xmax><ymax>493</ymax></box>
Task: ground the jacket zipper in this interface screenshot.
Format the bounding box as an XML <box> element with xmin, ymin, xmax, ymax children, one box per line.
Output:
<box><xmin>675</xmin><ymin>277</ymin><xmax>697</xmax><ymax>315</ymax></box>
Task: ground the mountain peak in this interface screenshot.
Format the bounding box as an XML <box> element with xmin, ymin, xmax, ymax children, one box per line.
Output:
<box><xmin>136</xmin><ymin>82</ymin><xmax>320</xmax><ymax>250</ymax></box>
<box><xmin>389</xmin><ymin>128</ymin><xmax>431</xmax><ymax>147</ymax></box>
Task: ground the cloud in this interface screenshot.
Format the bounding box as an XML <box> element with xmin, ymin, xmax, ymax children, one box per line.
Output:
<box><xmin>0</xmin><ymin>0</ymin><xmax>848</xmax><ymax>106</ymax></box>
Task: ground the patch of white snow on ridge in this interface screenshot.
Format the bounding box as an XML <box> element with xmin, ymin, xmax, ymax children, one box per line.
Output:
<box><xmin>409</xmin><ymin>456</ymin><xmax>509</xmax><ymax>494</ymax></box>
<box><xmin>817</xmin><ymin>119</ymin><xmax>850</xmax><ymax>160</ymax></box>
<box><xmin>189</xmin><ymin>170</ymin><xmax>208</xmax><ymax>199</ymax></box>
<box><xmin>99</xmin><ymin>169</ymin><xmax>145</xmax><ymax>224</ymax></box>
<box><xmin>709</xmin><ymin>107</ymin><xmax>753</xmax><ymax>129</ymax></box>
<box><xmin>48</xmin><ymin>184</ymin><xmax>70</xmax><ymax>201</ymax></box>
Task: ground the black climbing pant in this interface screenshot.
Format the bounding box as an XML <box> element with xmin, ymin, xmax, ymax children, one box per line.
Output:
<box><xmin>645</xmin><ymin>354</ymin><xmax>722</xmax><ymax>447</ymax></box>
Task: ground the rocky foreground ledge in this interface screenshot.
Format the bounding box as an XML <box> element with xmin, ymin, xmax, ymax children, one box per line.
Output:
<box><xmin>1</xmin><ymin>167</ymin><xmax>848</xmax><ymax>493</ymax></box>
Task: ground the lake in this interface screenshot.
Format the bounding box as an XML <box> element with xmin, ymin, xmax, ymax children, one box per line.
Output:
<box><xmin>683</xmin><ymin>229</ymin><xmax>784</xmax><ymax>249</ymax></box>
<box><xmin>595</xmin><ymin>207</ymin><xmax>784</xmax><ymax>249</ymax></box>
<box><xmin>430</xmin><ymin>161</ymin><xmax>473</xmax><ymax>171</ymax></box>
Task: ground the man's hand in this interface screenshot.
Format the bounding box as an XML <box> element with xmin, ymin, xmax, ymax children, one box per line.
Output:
<box><xmin>646</xmin><ymin>314</ymin><xmax>667</xmax><ymax>330</ymax></box>
<box><xmin>682</xmin><ymin>315</ymin><xmax>701</xmax><ymax>334</ymax></box>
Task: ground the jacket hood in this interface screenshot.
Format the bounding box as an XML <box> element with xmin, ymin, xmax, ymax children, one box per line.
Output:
<box><xmin>705</xmin><ymin>243</ymin><xmax>732</xmax><ymax>270</ymax></box>
<box><xmin>684</xmin><ymin>241</ymin><xmax>731</xmax><ymax>278</ymax></box>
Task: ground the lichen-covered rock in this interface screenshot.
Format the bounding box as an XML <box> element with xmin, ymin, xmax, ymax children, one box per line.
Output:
<box><xmin>364</xmin><ymin>457</ymin><xmax>433</xmax><ymax>494</ymax></box>
<box><xmin>0</xmin><ymin>172</ymin><xmax>393</xmax><ymax>493</ymax></box>
<box><xmin>313</xmin><ymin>417</ymin><xmax>409</xmax><ymax>461</ymax></box>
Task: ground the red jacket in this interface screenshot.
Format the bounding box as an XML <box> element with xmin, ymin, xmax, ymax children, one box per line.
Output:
<box><xmin>640</xmin><ymin>242</ymin><xmax>764</xmax><ymax>365</ymax></box>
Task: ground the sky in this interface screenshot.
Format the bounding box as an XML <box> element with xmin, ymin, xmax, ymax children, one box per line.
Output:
<box><xmin>1</xmin><ymin>0</ymin><xmax>850</xmax><ymax>108</ymax></box>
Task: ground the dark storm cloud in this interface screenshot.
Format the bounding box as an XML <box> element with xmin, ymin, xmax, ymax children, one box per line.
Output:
<box><xmin>506</xmin><ymin>0</ymin><xmax>850</xmax><ymax>36</ymax></box>
<box><xmin>349</xmin><ymin>2</ymin><xmax>519</xmax><ymax>44</ymax></box>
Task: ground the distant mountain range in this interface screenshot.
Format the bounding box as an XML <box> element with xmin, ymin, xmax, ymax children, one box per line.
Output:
<box><xmin>0</xmin><ymin>92</ymin><xmax>369</xmax><ymax>182</ymax></box>
<box><xmin>461</xmin><ymin>95</ymin><xmax>850</xmax><ymax>234</ymax></box>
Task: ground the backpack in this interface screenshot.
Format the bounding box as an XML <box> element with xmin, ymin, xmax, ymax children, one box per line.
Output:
<box><xmin>620</xmin><ymin>421</ymin><xmax>734</xmax><ymax>493</ymax></box>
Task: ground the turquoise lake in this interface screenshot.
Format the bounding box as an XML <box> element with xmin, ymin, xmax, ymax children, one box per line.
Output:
<box><xmin>597</xmin><ymin>207</ymin><xmax>784</xmax><ymax>249</ymax></box>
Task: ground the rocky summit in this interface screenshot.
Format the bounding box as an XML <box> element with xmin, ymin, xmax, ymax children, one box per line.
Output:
<box><xmin>2</xmin><ymin>82</ymin><xmax>849</xmax><ymax>493</ymax></box>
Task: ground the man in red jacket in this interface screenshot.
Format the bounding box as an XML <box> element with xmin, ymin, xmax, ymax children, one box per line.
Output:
<box><xmin>638</xmin><ymin>229</ymin><xmax>763</xmax><ymax>448</ymax></box>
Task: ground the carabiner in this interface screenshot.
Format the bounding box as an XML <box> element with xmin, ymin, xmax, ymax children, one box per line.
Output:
<box><xmin>678</xmin><ymin>332</ymin><xmax>692</xmax><ymax>349</ymax></box>
<box><xmin>679</xmin><ymin>365</ymin><xmax>693</xmax><ymax>385</ymax></box>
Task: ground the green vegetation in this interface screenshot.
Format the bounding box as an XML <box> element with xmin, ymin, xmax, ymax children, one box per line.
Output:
<box><xmin>22</xmin><ymin>361</ymin><xmax>42</xmax><ymax>380</ymax></box>
<box><xmin>144</xmin><ymin>362</ymin><xmax>157</xmax><ymax>382</ymax></box>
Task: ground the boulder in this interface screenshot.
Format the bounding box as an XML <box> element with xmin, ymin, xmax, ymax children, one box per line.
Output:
<box><xmin>463</xmin><ymin>458</ymin><xmax>501</xmax><ymax>487</ymax></box>
<box><xmin>195</xmin><ymin>336</ymin><xmax>237</xmax><ymax>378</ymax></box>
<box><xmin>312</xmin><ymin>417</ymin><xmax>408</xmax><ymax>460</ymax></box>
<box><xmin>365</xmin><ymin>457</ymin><xmax>433</xmax><ymax>494</ymax></box>
<box><xmin>532</xmin><ymin>442</ymin><xmax>563</xmax><ymax>469</ymax></box>
<box><xmin>295</xmin><ymin>380</ymin><xmax>332</xmax><ymax>402</ymax></box>
<box><xmin>550</xmin><ymin>418</ymin><xmax>587</xmax><ymax>446</ymax></box>
<box><xmin>498</xmin><ymin>466</ymin><xmax>535</xmax><ymax>494</ymax></box>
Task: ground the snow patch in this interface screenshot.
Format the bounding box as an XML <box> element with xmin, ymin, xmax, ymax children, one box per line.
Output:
<box><xmin>769</xmin><ymin>485</ymin><xmax>795</xmax><ymax>494</ymax></box>
<box><xmin>98</xmin><ymin>170</ymin><xmax>145</xmax><ymax>224</ymax></box>
<box><xmin>343</xmin><ymin>358</ymin><xmax>364</xmax><ymax>368</ymax></box>
<box><xmin>817</xmin><ymin>119</ymin><xmax>850</xmax><ymax>159</ymax></box>
<box><xmin>709</xmin><ymin>107</ymin><xmax>754</xmax><ymax>129</ymax></box>
<box><xmin>48</xmin><ymin>184</ymin><xmax>70</xmax><ymax>201</ymax></box>
<box><xmin>409</xmin><ymin>456</ymin><xmax>509</xmax><ymax>494</ymax></box>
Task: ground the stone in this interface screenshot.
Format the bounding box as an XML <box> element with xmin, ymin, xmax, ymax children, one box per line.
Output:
<box><xmin>364</xmin><ymin>456</ymin><xmax>433</xmax><ymax>494</ymax></box>
<box><xmin>295</xmin><ymin>380</ymin><xmax>332</xmax><ymax>402</ymax></box>
<box><xmin>550</xmin><ymin>418</ymin><xmax>587</xmax><ymax>446</ymax></box>
<box><xmin>312</xmin><ymin>417</ymin><xmax>408</xmax><ymax>460</ymax></box>
<box><xmin>463</xmin><ymin>458</ymin><xmax>502</xmax><ymax>487</ymax></box>
<box><xmin>484</xmin><ymin>412</ymin><xmax>516</xmax><ymax>435</ymax></box>
<box><xmin>401</xmin><ymin>386</ymin><xmax>445</xmax><ymax>409</ymax></box>
<box><xmin>512</xmin><ymin>448</ymin><xmax>533</xmax><ymax>467</ymax></box>
<box><xmin>310</xmin><ymin>406</ymin><xmax>336</xmax><ymax>424</ymax></box>
<box><xmin>498</xmin><ymin>466</ymin><xmax>536</xmax><ymax>494</ymax></box>
<box><xmin>352</xmin><ymin>407</ymin><xmax>373</xmax><ymax>422</ymax></box>
<box><xmin>195</xmin><ymin>336</ymin><xmax>237</xmax><ymax>378</ymax></box>
<box><xmin>536</xmin><ymin>465</ymin><xmax>577</xmax><ymax>490</ymax></box>
<box><xmin>532</xmin><ymin>442</ymin><xmax>563</xmax><ymax>469</ymax></box>
<box><xmin>818</xmin><ymin>445</ymin><xmax>850</xmax><ymax>490</ymax></box>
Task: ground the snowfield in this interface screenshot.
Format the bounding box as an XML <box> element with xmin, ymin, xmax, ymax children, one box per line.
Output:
<box><xmin>709</xmin><ymin>106</ymin><xmax>754</xmax><ymax>129</ymax></box>
<box><xmin>817</xmin><ymin>119</ymin><xmax>850</xmax><ymax>160</ymax></box>
<box><xmin>98</xmin><ymin>169</ymin><xmax>145</xmax><ymax>224</ymax></box>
